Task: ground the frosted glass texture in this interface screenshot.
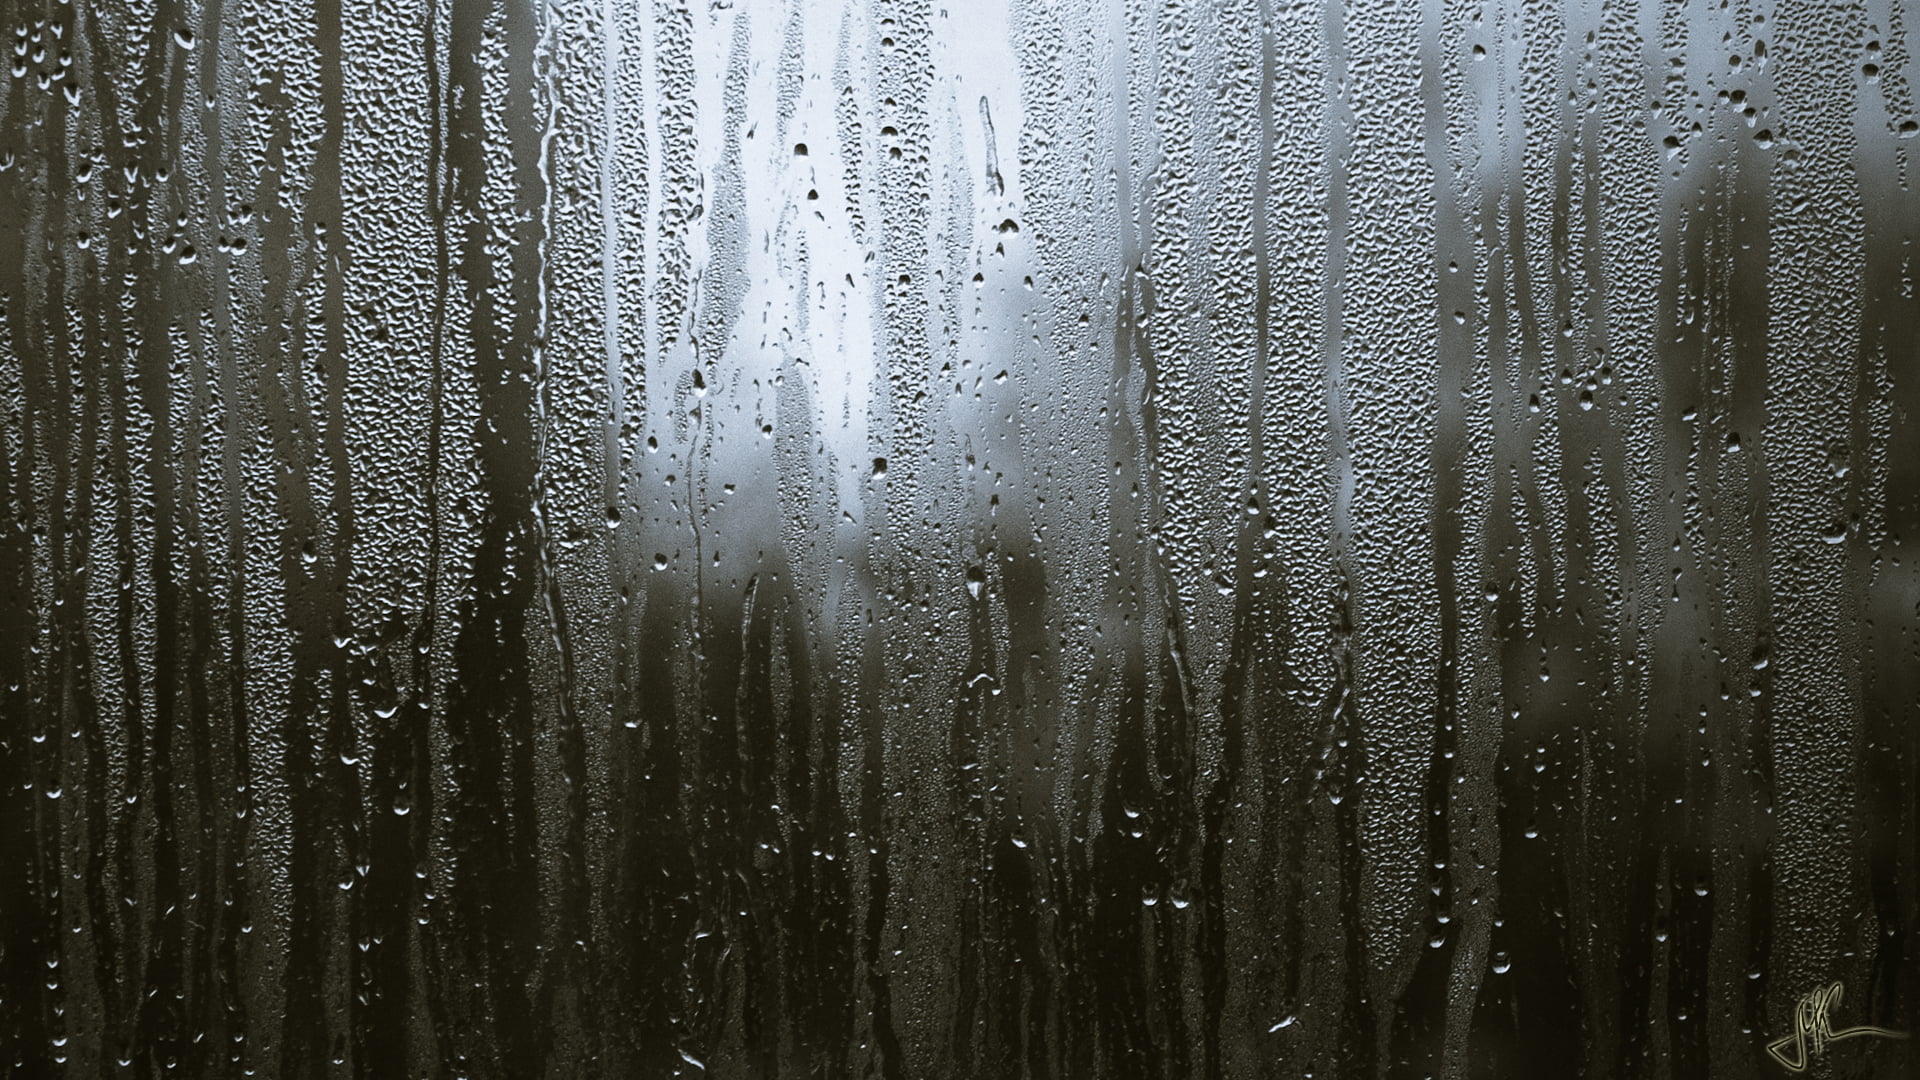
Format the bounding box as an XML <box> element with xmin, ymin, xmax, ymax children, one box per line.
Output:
<box><xmin>1</xmin><ymin>0</ymin><xmax>1917</xmax><ymax>1076</ymax></box>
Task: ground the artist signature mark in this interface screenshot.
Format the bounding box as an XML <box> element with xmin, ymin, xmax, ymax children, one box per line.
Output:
<box><xmin>1765</xmin><ymin>981</ymin><xmax>1909</xmax><ymax>1072</ymax></box>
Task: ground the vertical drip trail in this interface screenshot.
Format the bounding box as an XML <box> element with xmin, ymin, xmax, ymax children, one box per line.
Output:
<box><xmin>1317</xmin><ymin>0</ymin><xmax>1381</xmax><ymax>1071</ymax></box>
<box><xmin>1857</xmin><ymin>0</ymin><xmax>1920</xmax><ymax>1053</ymax></box>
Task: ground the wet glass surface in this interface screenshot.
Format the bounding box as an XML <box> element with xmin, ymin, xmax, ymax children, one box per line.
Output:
<box><xmin>1</xmin><ymin>0</ymin><xmax>1917</xmax><ymax>1075</ymax></box>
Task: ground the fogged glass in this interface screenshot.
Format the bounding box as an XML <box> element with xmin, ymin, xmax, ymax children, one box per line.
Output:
<box><xmin>1</xmin><ymin>0</ymin><xmax>1916</xmax><ymax>1076</ymax></box>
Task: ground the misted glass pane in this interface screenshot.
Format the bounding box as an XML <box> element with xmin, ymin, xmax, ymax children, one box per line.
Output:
<box><xmin>1</xmin><ymin>0</ymin><xmax>1915</xmax><ymax>1076</ymax></box>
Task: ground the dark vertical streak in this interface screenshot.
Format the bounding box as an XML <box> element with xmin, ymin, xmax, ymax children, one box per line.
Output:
<box><xmin>38</xmin><ymin>29</ymin><xmax>78</xmax><ymax>1070</ymax></box>
<box><xmin>0</xmin><ymin>19</ymin><xmax>51</xmax><ymax>1072</ymax></box>
<box><xmin>67</xmin><ymin>10</ymin><xmax>143</xmax><ymax>1070</ymax></box>
<box><xmin>194</xmin><ymin>0</ymin><xmax>257</xmax><ymax>1062</ymax></box>
<box><xmin>682</xmin><ymin>18</ymin><xmax>755</xmax><ymax>1075</ymax></box>
<box><xmin>1198</xmin><ymin>4</ymin><xmax>1275</xmax><ymax>1076</ymax></box>
<box><xmin>782</xmin><ymin>576</ymin><xmax>849</xmax><ymax>1076</ymax></box>
<box><xmin>1702</xmin><ymin>106</ymin><xmax>1773</xmax><ymax>1077</ymax></box>
<box><xmin>529</xmin><ymin>6</ymin><xmax>597</xmax><ymax>1072</ymax></box>
<box><xmin>257</xmin><ymin>58</ymin><xmax>328</xmax><ymax>1070</ymax></box>
<box><xmin>863</xmin><ymin>0</ymin><xmax>927</xmax><ymax>1073</ymax></box>
<box><xmin>949</xmin><ymin>563</ymin><xmax>995</xmax><ymax>1080</ymax></box>
<box><xmin>1391</xmin><ymin>0</ymin><xmax>1473</xmax><ymax>1073</ymax></box>
<box><xmin>412</xmin><ymin>0</ymin><xmax>457</xmax><ymax>1067</ymax></box>
<box><xmin>68</xmin><ymin>15</ymin><xmax>130</xmax><ymax>1070</ymax></box>
<box><xmin>439</xmin><ymin>0</ymin><xmax>548</xmax><ymax>1071</ymax></box>
<box><xmin>1856</xmin><ymin>55</ymin><xmax>1918</xmax><ymax>1065</ymax></box>
<box><xmin>1320</xmin><ymin>0</ymin><xmax>1379</xmax><ymax>1073</ymax></box>
<box><xmin>310</xmin><ymin>0</ymin><xmax>365</xmax><ymax>1072</ymax></box>
<box><xmin>1091</xmin><ymin>274</ymin><xmax>1157</xmax><ymax>1080</ymax></box>
<box><xmin>1091</xmin><ymin>10</ymin><xmax>1161</xmax><ymax>1074</ymax></box>
<box><xmin>126</xmin><ymin>0</ymin><xmax>191</xmax><ymax>1069</ymax></box>
<box><xmin>608</xmin><ymin>0</ymin><xmax>691</xmax><ymax>1063</ymax></box>
<box><xmin>617</xmin><ymin>570</ymin><xmax>696</xmax><ymax>1075</ymax></box>
<box><xmin>1485</xmin><ymin>25</ymin><xmax>1585</xmax><ymax>1074</ymax></box>
<box><xmin>1566</xmin><ymin>8</ymin><xmax>1645</xmax><ymax>1073</ymax></box>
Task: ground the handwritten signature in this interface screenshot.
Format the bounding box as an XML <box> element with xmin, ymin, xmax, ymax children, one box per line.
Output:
<box><xmin>1765</xmin><ymin>981</ymin><xmax>1909</xmax><ymax>1072</ymax></box>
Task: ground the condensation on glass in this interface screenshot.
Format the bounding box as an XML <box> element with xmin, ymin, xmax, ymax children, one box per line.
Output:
<box><xmin>0</xmin><ymin>0</ymin><xmax>1916</xmax><ymax>1076</ymax></box>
